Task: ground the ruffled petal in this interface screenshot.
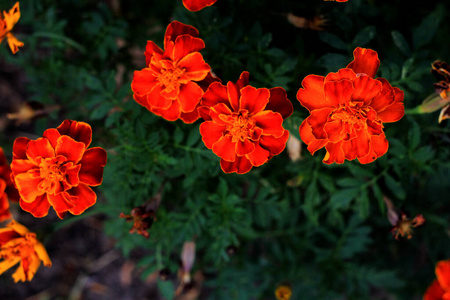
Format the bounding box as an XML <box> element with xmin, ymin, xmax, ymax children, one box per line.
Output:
<box><xmin>4</xmin><ymin>2</ymin><xmax>21</xmax><ymax>31</ymax></box>
<box><xmin>369</xmin><ymin>78</ymin><xmax>396</xmax><ymax>112</ymax></box>
<box><xmin>201</xmin><ymin>82</ymin><xmax>229</xmax><ymax>111</ymax></box>
<box><xmin>151</xmin><ymin>99</ymin><xmax>182</xmax><ymax>121</ymax></box>
<box><xmin>307</xmin><ymin>108</ymin><xmax>334</xmax><ymax>140</ymax></box>
<box><xmin>357</xmin><ymin>133</ymin><xmax>388</xmax><ymax>164</ymax></box>
<box><xmin>34</xmin><ymin>242</ymin><xmax>52</xmax><ymax>267</ymax></box>
<box><xmin>259</xmin><ymin>130</ymin><xmax>289</xmax><ymax>155</ymax></box>
<box><xmin>227</xmin><ymin>81</ymin><xmax>240</xmax><ymax>112</ymax></box>
<box><xmin>78</xmin><ymin>147</ymin><xmax>107</xmax><ymax>186</ymax></box>
<box><xmin>346</xmin><ymin>47</ymin><xmax>380</xmax><ymax>78</ymax></box>
<box><xmin>200</xmin><ymin>121</ymin><xmax>225</xmax><ymax>149</ymax></box>
<box><xmin>299</xmin><ymin>121</ymin><xmax>327</xmax><ymax>155</ymax></box>
<box><xmin>212</xmin><ymin>135</ymin><xmax>236</xmax><ymax>162</ymax></box>
<box><xmin>235</xmin><ymin>139</ymin><xmax>255</xmax><ymax>156</ymax></box>
<box><xmin>296</xmin><ymin>75</ymin><xmax>328</xmax><ymax>111</ymax></box>
<box><xmin>148</xmin><ymin>85</ymin><xmax>174</xmax><ymax>109</ymax></box>
<box><xmin>423</xmin><ymin>279</ymin><xmax>446</xmax><ymax>300</ymax></box>
<box><xmin>67</xmin><ymin>184</ymin><xmax>97</xmax><ymax>215</ymax></box>
<box><xmin>14</xmin><ymin>173</ymin><xmax>45</xmax><ymax>203</ymax></box>
<box><xmin>19</xmin><ymin>195</ymin><xmax>50</xmax><ymax>218</ymax></box>
<box><xmin>56</xmin><ymin>120</ymin><xmax>93</xmax><ymax>148</ymax></box>
<box><xmin>178</xmin><ymin>52</ymin><xmax>210</xmax><ymax>82</ymax></box>
<box><xmin>144</xmin><ymin>41</ymin><xmax>164</xmax><ymax>66</ymax></box>
<box><xmin>437</xmin><ymin>260</ymin><xmax>450</xmax><ymax>292</ymax></box>
<box><xmin>178</xmin><ymin>81</ymin><xmax>204</xmax><ymax>113</ymax></box>
<box><xmin>172</xmin><ymin>36</ymin><xmax>205</xmax><ymax>62</ymax></box>
<box><xmin>323</xmin><ymin>141</ymin><xmax>345</xmax><ymax>164</ymax></box>
<box><xmin>324</xmin><ymin>79</ymin><xmax>354</xmax><ymax>107</ymax></box>
<box><xmin>131</xmin><ymin>69</ymin><xmax>159</xmax><ymax>96</ymax></box>
<box><xmin>10</xmin><ymin>159</ymin><xmax>37</xmax><ymax>175</ymax></box>
<box><xmin>324</xmin><ymin>68</ymin><xmax>357</xmax><ymax>83</ymax></box>
<box><xmin>26</xmin><ymin>138</ymin><xmax>55</xmax><ymax>163</ymax></box>
<box><xmin>340</xmin><ymin>129</ymin><xmax>371</xmax><ymax>161</ymax></box>
<box><xmin>0</xmin><ymin>257</ymin><xmax>21</xmax><ymax>277</ymax></box>
<box><xmin>220</xmin><ymin>156</ymin><xmax>253</xmax><ymax>174</ymax></box>
<box><xmin>12</xmin><ymin>137</ymin><xmax>30</xmax><ymax>160</ymax></box>
<box><xmin>266</xmin><ymin>87</ymin><xmax>293</xmax><ymax>119</ymax></box>
<box><xmin>246</xmin><ymin>143</ymin><xmax>270</xmax><ymax>167</ymax></box>
<box><xmin>6</xmin><ymin>33</ymin><xmax>23</xmax><ymax>54</ymax></box>
<box><xmin>182</xmin><ymin>0</ymin><xmax>218</xmax><ymax>11</ymax></box>
<box><xmin>253</xmin><ymin>111</ymin><xmax>285</xmax><ymax>137</ymax></box>
<box><xmin>377</xmin><ymin>87</ymin><xmax>405</xmax><ymax>123</ymax></box>
<box><xmin>239</xmin><ymin>86</ymin><xmax>270</xmax><ymax>114</ymax></box>
<box><xmin>47</xmin><ymin>193</ymin><xmax>75</xmax><ymax>217</ymax></box>
<box><xmin>55</xmin><ymin>136</ymin><xmax>86</xmax><ymax>164</ymax></box>
<box><xmin>164</xmin><ymin>21</ymin><xmax>199</xmax><ymax>49</ymax></box>
<box><xmin>180</xmin><ymin>106</ymin><xmax>201</xmax><ymax>123</ymax></box>
<box><xmin>42</xmin><ymin>128</ymin><xmax>61</xmax><ymax>149</ymax></box>
<box><xmin>352</xmin><ymin>75</ymin><xmax>382</xmax><ymax>106</ymax></box>
<box><xmin>235</xmin><ymin>71</ymin><xmax>250</xmax><ymax>91</ymax></box>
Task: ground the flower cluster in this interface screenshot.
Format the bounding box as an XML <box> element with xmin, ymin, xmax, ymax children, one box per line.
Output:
<box><xmin>0</xmin><ymin>2</ymin><xmax>23</xmax><ymax>54</ymax></box>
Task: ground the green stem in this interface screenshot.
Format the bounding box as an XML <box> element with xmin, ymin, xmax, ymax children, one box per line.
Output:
<box><xmin>32</xmin><ymin>32</ymin><xmax>86</xmax><ymax>53</ymax></box>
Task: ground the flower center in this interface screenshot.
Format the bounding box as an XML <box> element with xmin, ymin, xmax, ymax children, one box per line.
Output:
<box><xmin>38</xmin><ymin>157</ymin><xmax>67</xmax><ymax>195</ymax></box>
<box><xmin>0</xmin><ymin>233</ymin><xmax>37</xmax><ymax>259</ymax></box>
<box><xmin>331</xmin><ymin>104</ymin><xmax>374</xmax><ymax>130</ymax></box>
<box><xmin>158</xmin><ymin>67</ymin><xmax>185</xmax><ymax>92</ymax></box>
<box><xmin>227</xmin><ymin>110</ymin><xmax>256</xmax><ymax>143</ymax></box>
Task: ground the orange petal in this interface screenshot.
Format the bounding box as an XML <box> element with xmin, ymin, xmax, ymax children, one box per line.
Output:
<box><xmin>324</xmin><ymin>68</ymin><xmax>357</xmax><ymax>83</ymax></box>
<box><xmin>180</xmin><ymin>106</ymin><xmax>200</xmax><ymax>123</ymax></box>
<box><xmin>368</xmin><ymin>78</ymin><xmax>395</xmax><ymax>112</ymax></box>
<box><xmin>26</xmin><ymin>138</ymin><xmax>55</xmax><ymax>163</ymax></box>
<box><xmin>201</xmin><ymin>81</ymin><xmax>229</xmax><ymax>110</ymax></box>
<box><xmin>172</xmin><ymin>36</ymin><xmax>205</xmax><ymax>62</ymax></box>
<box><xmin>246</xmin><ymin>143</ymin><xmax>269</xmax><ymax>167</ymax></box>
<box><xmin>42</xmin><ymin>128</ymin><xmax>61</xmax><ymax>149</ymax></box>
<box><xmin>346</xmin><ymin>47</ymin><xmax>380</xmax><ymax>78</ymax></box>
<box><xmin>266</xmin><ymin>87</ymin><xmax>293</xmax><ymax>119</ymax></box>
<box><xmin>148</xmin><ymin>85</ymin><xmax>174</xmax><ymax>109</ymax></box>
<box><xmin>178</xmin><ymin>52</ymin><xmax>210</xmax><ymax>81</ymax></box>
<box><xmin>357</xmin><ymin>133</ymin><xmax>388</xmax><ymax>164</ymax></box>
<box><xmin>19</xmin><ymin>195</ymin><xmax>51</xmax><ymax>218</ymax></box>
<box><xmin>178</xmin><ymin>81</ymin><xmax>204</xmax><ymax>113</ymax></box>
<box><xmin>340</xmin><ymin>129</ymin><xmax>371</xmax><ymax>160</ymax></box>
<box><xmin>235</xmin><ymin>139</ymin><xmax>255</xmax><ymax>156</ymax></box>
<box><xmin>55</xmin><ymin>135</ymin><xmax>86</xmax><ymax>164</ymax></box>
<box><xmin>12</xmin><ymin>137</ymin><xmax>30</xmax><ymax>160</ymax></box>
<box><xmin>352</xmin><ymin>75</ymin><xmax>382</xmax><ymax>105</ymax></box>
<box><xmin>212</xmin><ymin>135</ymin><xmax>236</xmax><ymax>162</ymax></box>
<box><xmin>4</xmin><ymin>2</ymin><xmax>21</xmax><ymax>31</ymax></box>
<box><xmin>437</xmin><ymin>260</ymin><xmax>450</xmax><ymax>292</ymax></box>
<box><xmin>67</xmin><ymin>184</ymin><xmax>97</xmax><ymax>215</ymax></box>
<box><xmin>377</xmin><ymin>87</ymin><xmax>405</xmax><ymax>123</ymax></box>
<box><xmin>235</xmin><ymin>71</ymin><xmax>250</xmax><ymax>91</ymax></box>
<box><xmin>324</xmin><ymin>79</ymin><xmax>354</xmax><ymax>106</ymax></box>
<box><xmin>57</xmin><ymin>120</ymin><xmax>93</xmax><ymax>148</ymax></box>
<box><xmin>323</xmin><ymin>141</ymin><xmax>345</xmax><ymax>164</ymax></box>
<box><xmin>144</xmin><ymin>41</ymin><xmax>163</xmax><ymax>66</ymax></box>
<box><xmin>164</xmin><ymin>21</ymin><xmax>199</xmax><ymax>49</ymax></box>
<box><xmin>299</xmin><ymin>120</ymin><xmax>327</xmax><ymax>155</ymax></box>
<box><xmin>227</xmin><ymin>81</ymin><xmax>240</xmax><ymax>112</ymax></box>
<box><xmin>78</xmin><ymin>147</ymin><xmax>107</xmax><ymax>186</ymax></box>
<box><xmin>0</xmin><ymin>257</ymin><xmax>21</xmax><ymax>277</ymax></box>
<box><xmin>424</xmin><ymin>279</ymin><xmax>446</xmax><ymax>300</ymax></box>
<box><xmin>297</xmin><ymin>75</ymin><xmax>328</xmax><ymax>111</ymax></box>
<box><xmin>131</xmin><ymin>69</ymin><xmax>158</xmax><ymax>96</ymax></box>
<box><xmin>6</xmin><ymin>32</ymin><xmax>23</xmax><ymax>54</ymax></box>
<box><xmin>47</xmin><ymin>193</ymin><xmax>75</xmax><ymax>217</ymax></box>
<box><xmin>10</xmin><ymin>158</ymin><xmax>36</xmax><ymax>175</ymax></box>
<box><xmin>182</xmin><ymin>0</ymin><xmax>218</xmax><ymax>12</ymax></box>
<box><xmin>220</xmin><ymin>156</ymin><xmax>252</xmax><ymax>174</ymax></box>
<box><xmin>253</xmin><ymin>111</ymin><xmax>285</xmax><ymax>137</ymax></box>
<box><xmin>259</xmin><ymin>130</ymin><xmax>289</xmax><ymax>155</ymax></box>
<box><xmin>151</xmin><ymin>99</ymin><xmax>182</xmax><ymax>121</ymax></box>
<box><xmin>239</xmin><ymin>86</ymin><xmax>270</xmax><ymax>114</ymax></box>
<box><xmin>200</xmin><ymin>121</ymin><xmax>226</xmax><ymax>149</ymax></box>
<box><xmin>14</xmin><ymin>173</ymin><xmax>45</xmax><ymax>203</ymax></box>
<box><xmin>307</xmin><ymin>108</ymin><xmax>333</xmax><ymax>140</ymax></box>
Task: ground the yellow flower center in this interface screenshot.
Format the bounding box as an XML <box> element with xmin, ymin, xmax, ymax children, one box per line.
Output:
<box><xmin>38</xmin><ymin>157</ymin><xmax>67</xmax><ymax>194</ymax></box>
<box><xmin>158</xmin><ymin>67</ymin><xmax>185</xmax><ymax>93</ymax></box>
<box><xmin>0</xmin><ymin>233</ymin><xmax>37</xmax><ymax>259</ymax></box>
<box><xmin>227</xmin><ymin>111</ymin><xmax>256</xmax><ymax>143</ymax></box>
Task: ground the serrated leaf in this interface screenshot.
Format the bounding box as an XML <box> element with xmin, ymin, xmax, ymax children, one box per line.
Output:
<box><xmin>90</xmin><ymin>102</ymin><xmax>113</xmax><ymax>120</ymax></box>
<box><xmin>330</xmin><ymin>188</ymin><xmax>360</xmax><ymax>209</ymax></box>
<box><xmin>391</xmin><ymin>31</ymin><xmax>411</xmax><ymax>56</ymax></box>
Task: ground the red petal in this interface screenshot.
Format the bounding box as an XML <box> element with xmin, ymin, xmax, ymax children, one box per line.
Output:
<box><xmin>324</xmin><ymin>119</ymin><xmax>344</xmax><ymax>142</ymax></box>
<box><xmin>370</xmin><ymin>78</ymin><xmax>396</xmax><ymax>112</ymax></box>
<box><xmin>180</xmin><ymin>108</ymin><xmax>200</xmax><ymax>123</ymax></box>
<box><xmin>259</xmin><ymin>130</ymin><xmax>289</xmax><ymax>155</ymax></box>
<box><xmin>235</xmin><ymin>71</ymin><xmax>250</xmax><ymax>91</ymax></box>
<box><xmin>346</xmin><ymin>47</ymin><xmax>380</xmax><ymax>78</ymax></box>
<box><xmin>239</xmin><ymin>86</ymin><xmax>270</xmax><ymax>114</ymax></box>
<box><xmin>67</xmin><ymin>184</ymin><xmax>97</xmax><ymax>215</ymax></box>
<box><xmin>57</xmin><ymin>120</ymin><xmax>93</xmax><ymax>148</ymax></box>
<box><xmin>377</xmin><ymin>87</ymin><xmax>405</xmax><ymax>123</ymax></box>
<box><xmin>296</xmin><ymin>75</ymin><xmax>328</xmax><ymax>111</ymax></box>
<box><xmin>148</xmin><ymin>85</ymin><xmax>174</xmax><ymax>109</ymax></box>
<box><xmin>357</xmin><ymin>134</ymin><xmax>388</xmax><ymax>164</ymax></box>
<box><xmin>227</xmin><ymin>81</ymin><xmax>240</xmax><ymax>112</ymax></box>
<box><xmin>78</xmin><ymin>147</ymin><xmax>107</xmax><ymax>186</ymax></box>
<box><xmin>19</xmin><ymin>195</ymin><xmax>50</xmax><ymax>218</ymax></box>
<box><xmin>323</xmin><ymin>141</ymin><xmax>345</xmax><ymax>164</ymax></box>
<box><xmin>235</xmin><ymin>139</ymin><xmax>255</xmax><ymax>156</ymax></box>
<box><xmin>299</xmin><ymin>121</ymin><xmax>327</xmax><ymax>155</ymax></box>
<box><xmin>196</xmin><ymin>71</ymin><xmax>222</xmax><ymax>92</ymax></box>
<box><xmin>307</xmin><ymin>108</ymin><xmax>334</xmax><ymax>140</ymax></box>
<box><xmin>324</xmin><ymin>68</ymin><xmax>357</xmax><ymax>83</ymax></box>
<box><xmin>201</xmin><ymin>82</ymin><xmax>229</xmax><ymax>110</ymax></box>
<box><xmin>47</xmin><ymin>193</ymin><xmax>75</xmax><ymax>218</ymax></box>
<box><xmin>14</xmin><ymin>173</ymin><xmax>44</xmax><ymax>203</ymax></box>
<box><xmin>178</xmin><ymin>52</ymin><xmax>210</xmax><ymax>81</ymax></box>
<box><xmin>352</xmin><ymin>75</ymin><xmax>382</xmax><ymax>106</ymax></box>
<box><xmin>182</xmin><ymin>0</ymin><xmax>218</xmax><ymax>12</ymax></box>
<box><xmin>10</xmin><ymin>159</ymin><xmax>36</xmax><ymax>175</ymax></box>
<box><xmin>42</xmin><ymin>128</ymin><xmax>61</xmax><ymax>149</ymax></box>
<box><xmin>200</xmin><ymin>121</ymin><xmax>225</xmax><ymax>149</ymax></box>
<box><xmin>341</xmin><ymin>129</ymin><xmax>371</xmax><ymax>161</ymax></box>
<box><xmin>133</xmin><ymin>94</ymin><xmax>151</xmax><ymax>111</ymax></box>
<box><xmin>55</xmin><ymin>136</ymin><xmax>86</xmax><ymax>164</ymax></box>
<box><xmin>144</xmin><ymin>41</ymin><xmax>163</xmax><ymax>66</ymax></box>
<box><xmin>423</xmin><ymin>279</ymin><xmax>446</xmax><ymax>300</ymax></box>
<box><xmin>209</xmin><ymin>103</ymin><xmax>233</xmax><ymax>125</ymax></box>
<box><xmin>152</xmin><ymin>100</ymin><xmax>182</xmax><ymax>121</ymax></box>
<box><xmin>0</xmin><ymin>229</ymin><xmax>19</xmax><ymax>245</ymax></box>
<box><xmin>266</xmin><ymin>87</ymin><xmax>293</xmax><ymax>119</ymax></box>
<box><xmin>246</xmin><ymin>143</ymin><xmax>270</xmax><ymax>167</ymax></box>
<box><xmin>164</xmin><ymin>21</ymin><xmax>199</xmax><ymax>48</ymax></box>
<box><xmin>178</xmin><ymin>81</ymin><xmax>203</xmax><ymax>113</ymax></box>
<box><xmin>437</xmin><ymin>260</ymin><xmax>450</xmax><ymax>292</ymax></box>
<box><xmin>12</xmin><ymin>137</ymin><xmax>30</xmax><ymax>160</ymax></box>
<box><xmin>212</xmin><ymin>135</ymin><xmax>236</xmax><ymax>162</ymax></box>
<box><xmin>25</xmin><ymin>138</ymin><xmax>55</xmax><ymax>164</ymax></box>
<box><xmin>253</xmin><ymin>111</ymin><xmax>285</xmax><ymax>137</ymax></box>
<box><xmin>324</xmin><ymin>79</ymin><xmax>354</xmax><ymax>107</ymax></box>
<box><xmin>131</xmin><ymin>69</ymin><xmax>158</xmax><ymax>96</ymax></box>
<box><xmin>220</xmin><ymin>156</ymin><xmax>253</xmax><ymax>174</ymax></box>
<box><xmin>172</xmin><ymin>36</ymin><xmax>205</xmax><ymax>62</ymax></box>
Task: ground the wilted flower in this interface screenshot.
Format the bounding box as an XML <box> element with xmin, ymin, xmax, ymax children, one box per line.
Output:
<box><xmin>10</xmin><ymin>120</ymin><xmax>107</xmax><ymax>219</ymax></box>
<box><xmin>131</xmin><ymin>21</ymin><xmax>211</xmax><ymax>123</ymax></box>
<box><xmin>423</xmin><ymin>259</ymin><xmax>450</xmax><ymax>300</ymax></box>
<box><xmin>0</xmin><ymin>2</ymin><xmax>23</xmax><ymax>54</ymax></box>
<box><xmin>119</xmin><ymin>206</ymin><xmax>156</xmax><ymax>238</ymax></box>
<box><xmin>182</xmin><ymin>0</ymin><xmax>217</xmax><ymax>11</ymax></box>
<box><xmin>275</xmin><ymin>285</ymin><xmax>292</xmax><ymax>300</ymax></box>
<box><xmin>0</xmin><ymin>220</ymin><xmax>51</xmax><ymax>282</ymax></box>
<box><xmin>391</xmin><ymin>212</ymin><xmax>425</xmax><ymax>240</ymax></box>
<box><xmin>199</xmin><ymin>71</ymin><xmax>293</xmax><ymax>174</ymax></box>
<box><xmin>297</xmin><ymin>47</ymin><xmax>404</xmax><ymax>164</ymax></box>
<box><xmin>0</xmin><ymin>147</ymin><xmax>19</xmax><ymax>222</ymax></box>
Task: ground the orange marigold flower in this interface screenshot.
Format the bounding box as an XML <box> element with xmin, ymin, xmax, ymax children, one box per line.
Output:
<box><xmin>297</xmin><ymin>47</ymin><xmax>405</xmax><ymax>164</ymax></box>
<box><xmin>131</xmin><ymin>21</ymin><xmax>211</xmax><ymax>123</ymax></box>
<box><xmin>0</xmin><ymin>147</ymin><xmax>19</xmax><ymax>222</ymax></box>
<box><xmin>0</xmin><ymin>2</ymin><xmax>23</xmax><ymax>54</ymax></box>
<box><xmin>424</xmin><ymin>259</ymin><xmax>450</xmax><ymax>300</ymax></box>
<box><xmin>199</xmin><ymin>71</ymin><xmax>293</xmax><ymax>174</ymax></box>
<box><xmin>182</xmin><ymin>0</ymin><xmax>217</xmax><ymax>11</ymax></box>
<box><xmin>275</xmin><ymin>285</ymin><xmax>292</xmax><ymax>300</ymax></box>
<box><xmin>0</xmin><ymin>220</ymin><xmax>51</xmax><ymax>282</ymax></box>
<box><xmin>10</xmin><ymin>120</ymin><xmax>107</xmax><ymax>219</ymax></box>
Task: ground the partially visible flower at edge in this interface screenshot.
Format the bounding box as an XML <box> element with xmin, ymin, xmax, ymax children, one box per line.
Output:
<box><xmin>297</xmin><ymin>47</ymin><xmax>405</xmax><ymax>164</ymax></box>
<box><xmin>0</xmin><ymin>2</ymin><xmax>23</xmax><ymax>54</ymax></box>
<box><xmin>0</xmin><ymin>147</ymin><xmax>19</xmax><ymax>222</ymax></box>
<box><xmin>131</xmin><ymin>21</ymin><xmax>213</xmax><ymax>123</ymax></box>
<box><xmin>199</xmin><ymin>71</ymin><xmax>293</xmax><ymax>174</ymax></box>
<box><xmin>10</xmin><ymin>120</ymin><xmax>107</xmax><ymax>219</ymax></box>
<box><xmin>182</xmin><ymin>0</ymin><xmax>218</xmax><ymax>11</ymax></box>
<box><xmin>423</xmin><ymin>259</ymin><xmax>450</xmax><ymax>300</ymax></box>
<box><xmin>0</xmin><ymin>220</ymin><xmax>51</xmax><ymax>282</ymax></box>
<box><xmin>275</xmin><ymin>284</ymin><xmax>292</xmax><ymax>300</ymax></box>
<box><xmin>324</xmin><ymin>0</ymin><xmax>348</xmax><ymax>2</ymax></box>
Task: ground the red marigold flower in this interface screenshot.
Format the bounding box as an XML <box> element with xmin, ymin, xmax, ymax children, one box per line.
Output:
<box><xmin>424</xmin><ymin>259</ymin><xmax>450</xmax><ymax>300</ymax></box>
<box><xmin>199</xmin><ymin>71</ymin><xmax>293</xmax><ymax>174</ymax></box>
<box><xmin>131</xmin><ymin>21</ymin><xmax>211</xmax><ymax>123</ymax></box>
<box><xmin>0</xmin><ymin>2</ymin><xmax>23</xmax><ymax>54</ymax></box>
<box><xmin>297</xmin><ymin>47</ymin><xmax>405</xmax><ymax>164</ymax></box>
<box><xmin>10</xmin><ymin>120</ymin><xmax>107</xmax><ymax>219</ymax></box>
<box><xmin>0</xmin><ymin>220</ymin><xmax>51</xmax><ymax>282</ymax></box>
<box><xmin>182</xmin><ymin>0</ymin><xmax>217</xmax><ymax>11</ymax></box>
<box><xmin>0</xmin><ymin>147</ymin><xmax>19</xmax><ymax>222</ymax></box>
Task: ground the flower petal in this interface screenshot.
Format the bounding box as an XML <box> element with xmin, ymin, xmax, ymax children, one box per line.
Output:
<box><xmin>57</xmin><ymin>120</ymin><xmax>93</xmax><ymax>148</ymax></box>
<box><xmin>437</xmin><ymin>260</ymin><xmax>450</xmax><ymax>292</ymax></box>
<box><xmin>324</xmin><ymin>68</ymin><xmax>357</xmax><ymax>83</ymax></box>
<box><xmin>239</xmin><ymin>86</ymin><xmax>270</xmax><ymax>114</ymax></box>
<box><xmin>253</xmin><ymin>111</ymin><xmax>285</xmax><ymax>137</ymax></box>
<box><xmin>227</xmin><ymin>81</ymin><xmax>240</xmax><ymax>112</ymax></box>
<box><xmin>14</xmin><ymin>173</ymin><xmax>45</xmax><ymax>203</ymax></box>
<box><xmin>178</xmin><ymin>52</ymin><xmax>210</xmax><ymax>81</ymax></box>
<box><xmin>151</xmin><ymin>99</ymin><xmax>182</xmax><ymax>121</ymax></box>
<box><xmin>246</xmin><ymin>143</ymin><xmax>270</xmax><ymax>167</ymax></box>
<box><xmin>47</xmin><ymin>193</ymin><xmax>75</xmax><ymax>218</ymax></box>
<box><xmin>377</xmin><ymin>87</ymin><xmax>405</xmax><ymax>123</ymax></box>
<box><xmin>299</xmin><ymin>120</ymin><xmax>327</xmax><ymax>155</ymax></box>
<box><xmin>19</xmin><ymin>195</ymin><xmax>50</xmax><ymax>218</ymax></box>
<box><xmin>307</xmin><ymin>108</ymin><xmax>334</xmax><ymax>140</ymax></box>
<box><xmin>172</xmin><ymin>36</ymin><xmax>205</xmax><ymax>63</ymax></box>
<box><xmin>67</xmin><ymin>184</ymin><xmax>97</xmax><ymax>215</ymax></box>
<box><xmin>346</xmin><ymin>47</ymin><xmax>380</xmax><ymax>78</ymax></box>
<box><xmin>259</xmin><ymin>130</ymin><xmax>289</xmax><ymax>155</ymax></box>
<box><xmin>236</xmin><ymin>139</ymin><xmax>255</xmax><ymax>156</ymax></box>
<box><xmin>182</xmin><ymin>0</ymin><xmax>218</xmax><ymax>11</ymax></box>
<box><xmin>164</xmin><ymin>21</ymin><xmax>199</xmax><ymax>48</ymax></box>
<box><xmin>78</xmin><ymin>147</ymin><xmax>107</xmax><ymax>186</ymax></box>
<box><xmin>266</xmin><ymin>87</ymin><xmax>293</xmax><ymax>119</ymax></box>
<box><xmin>131</xmin><ymin>69</ymin><xmax>159</xmax><ymax>96</ymax></box>
<box><xmin>212</xmin><ymin>135</ymin><xmax>236</xmax><ymax>162</ymax></box>
<box><xmin>324</xmin><ymin>79</ymin><xmax>354</xmax><ymax>107</ymax></box>
<box><xmin>235</xmin><ymin>71</ymin><xmax>250</xmax><ymax>91</ymax></box>
<box><xmin>200</xmin><ymin>121</ymin><xmax>225</xmax><ymax>149</ymax></box>
<box><xmin>220</xmin><ymin>156</ymin><xmax>253</xmax><ymax>174</ymax></box>
<box><xmin>180</xmin><ymin>106</ymin><xmax>201</xmax><ymax>123</ymax></box>
<box><xmin>323</xmin><ymin>141</ymin><xmax>345</xmax><ymax>164</ymax></box>
<box><xmin>55</xmin><ymin>136</ymin><xmax>86</xmax><ymax>164</ymax></box>
<box><xmin>423</xmin><ymin>279</ymin><xmax>446</xmax><ymax>300</ymax></box>
<box><xmin>178</xmin><ymin>81</ymin><xmax>204</xmax><ymax>113</ymax></box>
<box><xmin>26</xmin><ymin>138</ymin><xmax>55</xmax><ymax>163</ymax></box>
<box><xmin>10</xmin><ymin>159</ymin><xmax>37</xmax><ymax>175</ymax></box>
<box><xmin>352</xmin><ymin>75</ymin><xmax>382</xmax><ymax>106</ymax></box>
<box><xmin>296</xmin><ymin>75</ymin><xmax>328</xmax><ymax>111</ymax></box>
<box><xmin>144</xmin><ymin>41</ymin><xmax>164</xmax><ymax>66</ymax></box>
<box><xmin>12</xmin><ymin>137</ymin><xmax>31</xmax><ymax>160</ymax></box>
<box><xmin>357</xmin><ymin>134</ymin><xmax>389</xmax><ymax>164</ymax></box>
<box><xmin>201</xmin><ymin>81</ymin><xmax>229</xmax><ymax>112</ymax></box>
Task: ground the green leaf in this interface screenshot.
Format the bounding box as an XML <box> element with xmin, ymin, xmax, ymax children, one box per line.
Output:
<box><xmin>391</xmin><ymin>31</ymin><xmax>411</xmax><ymax>56</ymax></box>
<box><xmin>352</xmin><ymin>26</ymin><xmax>376</xmax><ymax>48</ymax></box>
<box><xmin>330</xmin><ymin>188</ymin><xmax>360</xmax><ymax>209</ymax></box>
<box><xmin>412</xmin><ymin>7</ymin><xmax>444</xmax><ymax>49</ymax></box>
<box><xmin>319</xmin><ymin>32</ymin><xmax>348</xmax><ymax>50</ymax></box>
<box><xmin>90</xmin><ymin>102</ymin><xmax>114</xmax><ymax>120</ymax></box>
<box><xmin>336</xmin><ymin>178</ymin><xmax>364</xmax><ymax>188</ymax></box>
<box><xmin>384</xmin><ymin>174</ymin><xmax>406</xmax><ymax>200</ymax></box>
<box><xmin>157</xmin><ymin>279</ymin><xmax>175</xmax><ymax>300</ymax></box>
<box><xmin>408</xmin><ymin>120</ymin><xmax>421</xmax><ymax>150</ymax></box>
